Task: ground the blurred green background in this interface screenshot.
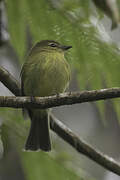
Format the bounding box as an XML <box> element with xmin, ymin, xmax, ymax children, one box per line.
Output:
<box><xmin>0</xmin><ymin>0</ymin><xmax>120</xmax><ymax>179</ymax></box>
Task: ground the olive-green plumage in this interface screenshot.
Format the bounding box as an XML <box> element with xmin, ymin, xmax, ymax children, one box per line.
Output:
<box><xmin>21</xmin><ymin>40</ymin><xmax>72</xmax><ymax>151</ymax></box>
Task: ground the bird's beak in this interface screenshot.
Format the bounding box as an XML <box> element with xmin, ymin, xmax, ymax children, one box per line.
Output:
<box><xmin>61</xmin><ymin>45</ymin><xmax>72</xmax><ymax>51</ymax></box>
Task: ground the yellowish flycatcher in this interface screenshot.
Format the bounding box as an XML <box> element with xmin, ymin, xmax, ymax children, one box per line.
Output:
<box><xmin>21</xmin><ymin>40</ymin><xmax>72</xmax><ymax>151</ymax></box>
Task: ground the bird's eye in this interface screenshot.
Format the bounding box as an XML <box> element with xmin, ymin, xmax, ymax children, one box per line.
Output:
<box><xmin>49</xmin><ymin>43</ymin><xmax>57</xmax><ymax>47</ymax></box>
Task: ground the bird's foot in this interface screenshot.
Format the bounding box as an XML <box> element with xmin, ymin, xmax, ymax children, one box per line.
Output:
<box><xmin>68</xmin><ymin>91</ymin><xmax>72</xmax><ymax>95</ymax></box>
<box><xmin>56</xmin><ymin>93</ymin><xmax>60</xmax><ymax>98</ymax></box>
<box><xmin>30</xmin><ymin>96</ymin><xmax>36</xmax><ymax>103</ymax></box>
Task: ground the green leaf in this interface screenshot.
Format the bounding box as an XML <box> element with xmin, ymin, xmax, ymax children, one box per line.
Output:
<box><xmin>21</xmin><ymin>151</ymin><xmax>83</xmax><ymax>180</ymax></box>
<box><xmin>6</xmin><ymin>0</ymin><xmax>26</xmax><ymax>60</ymax></box>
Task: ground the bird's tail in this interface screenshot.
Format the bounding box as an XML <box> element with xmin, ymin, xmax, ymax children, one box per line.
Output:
<box><xmin>25</xmin><ymin>110</ymin><xmax>51</xmax><ymax>151</ymax></box>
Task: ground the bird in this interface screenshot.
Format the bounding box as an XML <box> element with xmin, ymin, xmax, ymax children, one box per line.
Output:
<box><xmin>21</xmin><ymin>40</ymin><xmax>72</xmax><ymax>151</ymax></box>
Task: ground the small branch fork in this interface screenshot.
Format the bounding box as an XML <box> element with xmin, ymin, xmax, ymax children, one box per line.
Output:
<box><xmin>0</xmin><ymin>66</ymin><xmax>120</xmax><ymax>175</ymax></box>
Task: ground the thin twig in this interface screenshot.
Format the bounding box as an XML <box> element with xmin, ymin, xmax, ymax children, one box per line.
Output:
<box><xmin>0</xmin><ymin>66</ymin><xmax>120</xmax><ymax>175</ymax></box>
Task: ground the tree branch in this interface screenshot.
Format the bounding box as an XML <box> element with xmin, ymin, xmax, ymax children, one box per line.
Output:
<box><xmin>0</xmin><ymin>87</ymin><xmax>120</xmax><ymax>109</ymax></box>
<box><xmin>50</xmin><ymin>114</ymin><xmax>120</xmax><ymax>175</ymax></box>
<box><xmin>0</xmin><ymin>66</ymin><xmax>21</xmax><ymax>96</ymax></box>
<box><xmin>0</xmin><ymin>65</ymin><xmax>120</xmax><ymax>175</ymax></box>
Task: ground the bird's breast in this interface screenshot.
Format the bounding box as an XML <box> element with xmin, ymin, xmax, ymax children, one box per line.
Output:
<box><xmin>24</xmin><ymin>55</ymin><xmax>70</xmax><ymax>97</ymax></box>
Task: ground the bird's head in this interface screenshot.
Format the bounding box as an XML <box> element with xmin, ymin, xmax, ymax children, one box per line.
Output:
<box><xmin>33</xmin><ymin>40</ymin><xmax>72</xmax><ymax>53</ymax></box>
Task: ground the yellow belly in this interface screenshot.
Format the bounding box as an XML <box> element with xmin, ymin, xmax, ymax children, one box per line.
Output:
<box><xmin>23</xmin><ymin>57</ymin><xmax>70</xmax><ymax>97</ymax></box>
